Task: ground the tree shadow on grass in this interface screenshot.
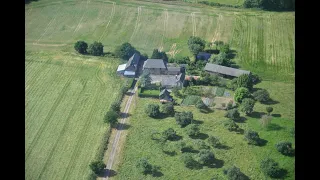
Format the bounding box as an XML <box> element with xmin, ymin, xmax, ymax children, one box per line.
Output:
<box><xmin>169</xmin><ymin>135</ymin><xmax>183</xmax><ymax>141</ymax></box>
<box><xmin>116</xmin><ymin>123</ymin><xmax>131</xmax><ymax>130</ymax></box>
<box><xmin>216</xmin><ymin>144</ymin><xmax>232</xmax><ymax>150</ymax></box>
<box><xmin>152</xmin><ymin>170</ymin><xmax>164</xmax><ymax>177</ymax></box>
<box><xmin>182</xmin><ymin>147</ymin><xmax>199</xmax><ymax>154</ymax></box>
<box><xmin>207</xmin><ymin>159</ymin><xmax>224</xmax><ymax>168</ymax></box>
<box><xmin>267</xmin><ymin>123</ymin><xmax>285</xmax><ymax>131</ymax></box>
<box><xmin>272</xmin><ymin>114</ymin><xmax>282</xmax><ymax>117</ymax></box>
<box><xmin>200</xmin><ymin>108</ymin><xmax>214</xmax><ymax>114</ymax></box>
<box><xmin>101</xmin><ymin>169</ymin><xmax>117</xmax><ymax>178</ymax></box>
<box><xmin>162</xmin><ymin>150</ymin><xmax>177</xmax><ymax>156</ymax></box>
<box><xmin>204</xmin><ymin>49</ymin><xmax>219</xmax><ymax>54</ymax></box>
<box><xmin>192</xmin><ymin>119</ymin><xmax>204</xmax><ymax>125</ymax></box>
<box><xmin>276</xmin><ymin>168</ymin><xmax>288</xmax><ymax>179</ymax></box>
<box><xmin>186</xmin><ymin>161</ymin><xmax>203</xmax><ymax>170</ymax></box>
<box><xmin>120</xmin><ymin>112</ymin><xmax>131</xmax><ymax>119</ymax></box>
<box><xmin>257</xmin><ymin>139</ymin><xmax>268</xmax><ymax>147</ymax></box>
<box><xmin>247</xmin><ymin>111</ymin><xmax>266</xmax><ymax>119</ymax></box>
<box><xmin>235</xmin><ymin>117</ymin><xmax>247</xmax><ymax>123</ymax></box>
<box><xmin>190</xmin><ymin>133</ymin><xmax>209</xmax><ymax>140</ymax></box>
<box><xmin>261</xmin><ymin>99</ymin><xmax>280</xmax><ymax>105</ymax></box>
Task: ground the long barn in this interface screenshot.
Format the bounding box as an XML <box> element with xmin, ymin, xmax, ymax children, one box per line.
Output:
<box><xmin>204</xmin><ymin>63</ymin><xmax>250</xmax><ymax>77</ymax></box>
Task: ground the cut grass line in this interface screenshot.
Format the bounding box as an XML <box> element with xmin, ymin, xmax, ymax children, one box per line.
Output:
<box><xmin>96</xmin><ymin>62</ymin><xmax>105</xmax><ymax>85</ymax></box>
<box><xmin>61</xmin><ymin>85</ymin><xmax>103</xmax><ymax>180</ymax></box>
<box><xmin>129</xmin><ymin>6</ymin><xmax>143</xmax><ymax>43</ymax></box>
<box><xmin>31</xmin><ymin>43</ymin><xmax>68</xmax><ymax>47</ymax></box>
<box><xmin>99</xmin><ymin>2</ymin><xmax>116</xmax><ymax>42</ymax></box>
<box><xmin>34</xmin><ymin>4</ymin><xmax>62</xmax><ymax>44</ymax></box>
<box><xmin>211</xmin><ymin>13</ymin><xmax>222</xmax><ymax>43</ymax></box>
<box><xmin>158</xmin><ymin>9</ymin><xmax>168</xmax><ymax>51</ymax></box>
<box><xmin>36</xmin><ymin>80</ymin><xmax>88</xmax><ymax>180</ymax></box>
<box><xmin>73</xmin><ymin>0</ymin><xmax>90</xmax><ymax>35</ymax></box>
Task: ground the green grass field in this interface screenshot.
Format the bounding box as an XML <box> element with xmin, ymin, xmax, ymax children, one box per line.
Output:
<box><xmin>26</xmin><ymin>0</ymin><xmax>294</xmax><ymax>82</ymax></box>
<box><xmin>115</xmin><ymin>87</ymin><xmax>294</xmax><ymax>179</ymax></box>
<box><xmin>25</xmin><ymin>51</ymin><xmax>124</xmax><ymax>180</ymax></box>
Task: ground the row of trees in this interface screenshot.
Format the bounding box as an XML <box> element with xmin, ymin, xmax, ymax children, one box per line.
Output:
<box><xmin>74</xmin><ymin>41</ymin><xmax>104</xmax><ymax>56</ymax></box>
<box><xmin>243</xmin><ymin>0</ymin><xmax>295</xmax><ymax>11</ymax></box>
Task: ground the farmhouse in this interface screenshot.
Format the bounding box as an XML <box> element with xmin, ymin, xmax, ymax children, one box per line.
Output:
<box><xmin>159</xmin><ymin>88</ymin><xmax>173</xmax><ymax>103</ymax></box>
<box><xmin>143</xmin><ymin>59</ymin><xmax>167</xmax><ymax>75</ymax></box>
<box><xmin>204</xmin><ymin>63</ymin><xmax>250</xmax><ymax>77</ymax></box>
<box><xmin>197</xmin><ymin>52</ymin><xmax>211</xmax><ymax>61</ymax></box>
<box><xmin>161</xmin><ymin>73</ymin><xmax>185</xmax><ymax>89</ymax></box>
<box><xmin>117</xmin><ymin>53</ymin><xmax>140</xmax><ymax>77</ymax></box>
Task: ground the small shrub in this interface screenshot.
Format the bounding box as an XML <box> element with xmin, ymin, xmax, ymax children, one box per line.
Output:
<box><xmin>196</xmin><ymin>99</ymin><xmax>207</xmax><ymax>110</ymax></box>
<box><xmin>161</xmin><ymin>102</ymin><xmax>175</xmax><ymax>116</ymax></box>
<box><xmin>221</xmin><ymin>103</ymin><xmax>226</xmax><ymax>108</ymax></box>
<box><xmin>196</xmin><ymin>149</ymin><xmax>215</xmax><ymax>165</ymax></box>
<box><xmin>225</xmin><ymin>165</ymin><xmax>247</xmax><ymax>180</ymax></box>
<box><xmin>175</xmin><ymin>111</ymin><xmax>193</xmax><ymax>127</ymax></box>
<box><xmin>194</xmin><ymin>139</ymin><xmax>210</xmax><ymax>150</ymax></box>
<box><xmin>275</xmin><ymin>141</ymin><xmax>294</xmax><ymax>156</ymax></box>
<box><xmin>110</xmin><ymin>101</ymin><xmax>121</xmax><ymax>113</ymax></box>
<box><xmin>162</xmin><ymin>128</ymin><xmax>177</xmax><ymax>141</ymax></box>
<box><xmin>224</xmin><ymin>108</ymin><xmax>240</xmax><ymax>121</ymax></box>
<box><xmin>181</xmin><ymin>153</ymin><xmax>197</xmax><ymax>169</ymax></box>
<box><xmin>266</xmin><ymin>106</ymin><xmax>273</xmax><ymax>115</ymax></box>
<box><xmin>226</xmin><ymin>101</ymin><xmax>233</xmax><ymax>110</ymax></box>
<box><xmin>74</xmin><ymin>41</ymin><xmax>88</xmax><ymax>54</ymax></box>
<box><xmin>186</xmin><ymin>124</ymin><xmax>200</xmax><ymax>137</ymax></box>
<box><xmin>182</xmin><ymin>95</ymin><xmax>201</xmax><ymax>105</ymax></box>
<box><xmin>244</xmin><ymin>130</ymin><xmax>260</xmax><ymax>145</ymax></box>
<box><xmin>260</xmin><ymin>158</ymin><xmax>282</xmax><ymax>178</ymax></box>
<box><xmin>239</xmin><ymin>98</ymin><xmax>255</xmax><ymax>115</ymax></box>
<box><xmin>145</xmin><ymin>104</ymin><xmax>160</xmax><ymax>118</ymax></box>
<box><xmin>136</xmin><ymin>158</ymin><xmax>153</xmax><ymax>175</ymax></box>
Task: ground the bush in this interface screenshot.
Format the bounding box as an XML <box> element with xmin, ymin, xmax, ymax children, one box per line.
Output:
<box><xmin>224</xmin><ymin>108</ymin><xmax>240</xmax><ymax>121</ymax></box>
<box><xmin>186</xmin><ymin>124</ymin><xmax>200</xmax><ymax>137</ymax></box>
<box><xmin>266</xmin><ymin>106</ymin><xmax>273</xmax><ymax>115</ymax></box>
<box><xmin>225</xmin><ymin>165</ymin><xmax>247</xmax><ymax>180</ymax></box>
<box><xmin>227</xmin><ymin>78</ymin><xmax>238</xmax><ymax>90</ymax></box>
<box><xmin>260</xmin><ymin>158</ymin><xmax>282</xmax><ymax>178</ymax></box>
<box><xmin>145</xmin><ymin>104</ymin><xmax>160</xmax><ymax>118</ymax></box>
<box><xmin>234</xmin><ymin>87</ymin><xmax>250</xmax><ymax>103</ymax></box>
<box><xmin>252</xmin><ymin>89</ymin><xmax>270</xmax><ymax>102</ymax></box>
<box><xmin>207</xmin><ymin>136</ymin><xmax>221</xmax><ymax>148</ymax></box>
<box><xmin>224</xmin><ymin>120</ymin><xmax>240</xmax><ymax>132</ymax></box>
<box><xmin>226</xmin><ymin>100</ymin><xmax>234</xmax><ymax>110</ymax></box>
<box><xmin>275</xmin><ymin>141</ymin><xmax>294</xmax><ymax>156</ymax></box>
<box><xmin>196</xmin><ymin>149</ymin><xmax>215</xmax><ymax>165</ymax></box>
<box><xmin>114</xmin><ymin>42</ymin><xmax>136</xmax><ymax>60</ymax></box>
<box><xmin>194</xmin><ymin>139</ymin><xmax>210</xmax><ymax>150</ymax></box>
<box><xmin>239</xmin><ymin>98</ymin><xmax>255</xmax><ymax>115</ymax></box>
<box><xmin>88</xmin><ymin>41</ymin><xmax>104</xmax><ymax>56</ymax></box>
<box><xmin>89</xmin><ymin>160</ymin><xmax>106</xmax><ymax>175</ymax></box>
<box><xmin>74</xmin><ymin>41</ymin><xmax>88</xmax><ymax>54</ymax></box>
<box><xmin>104</xmin><ymin>110</ymin><xmax>118</xmax><ymax>125</ymax></box>
<box><xmin>161</xmin><ymin>102</ymin><xmax>174</xmax><ymax>115</ymax></box>
<box><xmin>244</xmin><ymin>130</ymin><xmax>260</xmax><ymax>145</ymax></box>
<box><xmin>172</xmin><ymin>86</ymin><xmax>182</xmax><ymax>98</ymax></box>
<box><xmin>162</xmin><ymin>128</ymin><xmax>177</xmax><ymax>141</ymax></box>
<box><xmin>175</xmin><ymin>111</ymin><xmax>193</xmax><ymax>127</ymax></box>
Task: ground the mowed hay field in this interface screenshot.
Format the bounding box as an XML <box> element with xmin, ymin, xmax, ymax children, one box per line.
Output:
<box><xmin>25</xmin><ymin>0</ymin><xmax>294</xmax><ymax>82</ymax></box>
<box><xmin>25</xmin><ymin>51</ymin><xmax>124</xmax><ymax>180</ymax></box>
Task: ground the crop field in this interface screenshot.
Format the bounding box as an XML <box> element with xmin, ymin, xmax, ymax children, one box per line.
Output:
<box><xmin>25</xmin><ymin>51</ymin><xmax>124</xmax><ymax>180</ymax></box>
<box><xmin>115</xmin><ymin>96</ymin><xmax>295</xmax><ymax>179</ymax></box>
<box><xmin>25</xmin><ymin>0</ymin><xmax>294</xmax><ymax>82</ymax></box>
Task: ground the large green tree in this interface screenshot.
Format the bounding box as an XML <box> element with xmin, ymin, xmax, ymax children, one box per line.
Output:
<box><xmin>239</xmin><ymin>98</ymin><xmax>255</xmax><ymax>115</ymax></box>
<box><xmin>88</xmin><ymin>41</ymin><xmax>104</xmax><ymax>56</ymax></box>
<box><xmin>175</xmin><ymin>111</ymin><xmax>193</xmax><ymax>127</ymax></box>
<box><xmin>74</xmin><ymin>41</ymin><xmax>88</xmax><ymax>54</ymax></box>
<box><xmin>89</xmin><ymin>161</ymin><xmax>106</xmax><ymax>175</ymax></box>
<box><xmin>151</xmin><ymin>49</ymin><xmax>168</xmax><ymax>62</ymax></box>
<box><xmin>236</xmin><ymin>74</ymin><xmax>253</xmax><ymax>90</ymax></box>
<box><xmin>145</xmin><ymin>104</ymin><xmax>160</xmax><ymax>118</ymax></box>
<box><xmin>104</xmin><ymin>110</ymin><xmax>118</xmax><ymax>125</ymax></box>
<box><xmin>196</xmin><ymin>149</ymin><xmax>215</xmax><ymax>165</ymax></box>
<box><xmin>234</xmin><ymin>87</ymin><xmax>251</xmax><ymax>103</ymax></box>
<box><xmin>114</xmin><ymin>42</ymin><xmax>136</xmax><ymax>60</ymax></box>
<box><xmin>188</xmin><ymin>36</ymin><xmax>206</xmax><ymax>58</ymax></box>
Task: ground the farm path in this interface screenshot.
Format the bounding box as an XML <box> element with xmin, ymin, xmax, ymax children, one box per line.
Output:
<box><xmin>102</xmin><ymin>83</ymin><xmax>137</xmax><ymax>180</ymax></box>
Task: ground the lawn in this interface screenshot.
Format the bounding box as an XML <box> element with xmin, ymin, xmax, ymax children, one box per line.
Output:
<box><xmin>115</xmin><ymin>97</ymin><xmax>294</xmax><ymax>179</ymax></box>
<box><xmin>25</xmin><ymin>51</ymin><xmax>125</xmax><ymax>180</ymax></box>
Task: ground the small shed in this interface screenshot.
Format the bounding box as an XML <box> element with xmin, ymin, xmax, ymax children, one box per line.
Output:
<box><xmin>159</xmin><ymin>88</ymin><xmax>173</xmax><ymax>103</ymax></box>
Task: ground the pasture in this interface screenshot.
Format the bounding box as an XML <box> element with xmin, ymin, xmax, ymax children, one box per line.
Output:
<box><xmin>25</xmin><ymin>0</ymin><xmax>294</xmax><ymax>82</ymax></box>
<box><xmin>115</xmin><ymin>96</ymin><xmax>295</xmax><ymax>179</ymax></box>
<box><xmin>25</xmin><ymin>51</ymin><xmax>124</xmax><ymax>180</ymax></box>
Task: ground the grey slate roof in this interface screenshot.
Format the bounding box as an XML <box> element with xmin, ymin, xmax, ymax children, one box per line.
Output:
<box><xmin>126</xmin><ymin>53</ymin><xmax>140</xmax><ymax>69</ymax></box>
<box><xmin>204</xmin><ymin>63</ymin><xmax>250</xmax><ymax>77</ymax></box>
<box><xmin>143</xmin><ymin>59</ymin><xmax>166</xmax><ymax>69</ymax></box>
<box><xmin>161</xmin><ymin>76</ymin><xmax>177</xmax><ymax>87</ymax></box>
<box><xmin>167</xmin><ymin>67</ymin><xmax>181</xmax><ymax>72</ymax></box>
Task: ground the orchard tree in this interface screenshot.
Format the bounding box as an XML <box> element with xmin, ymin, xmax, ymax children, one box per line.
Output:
<box><xmin>213</xmin><ymin>40</ymin><xmax>224</xmax><ymax>50</ymax></box>
<box><xmin>220</xmin><ymin>43</ymin><xmax>230</xmax><ymax>54</ymax></box>
<box><xmin>136</xmin><ymin>158</ymin><xmax>153</xmax><ymax>175</ymax></box>
<box><xmin>207</xmin><ymin>136</ymin><xmax>221</xmax><ymax>148</ymax></box>
<box><xmin>213</xmin><ymin>52</ymin><xmax>231</xmax><ymax>66</ymax></box>
<box><xmin>145</xmin><ymin>104</ymin><xmax>160</xmax><ymax>118</ymax></box>
<box><xmin>74</xmin><ymin>41</ymin><xmax>88</xmax><ymax>54</ymax></box>
<box><xmin>181</xmin><ymin>153</ymin><xmax>198</xmax><ymax>169</ymax></box>
<box><xmin>275</xmin><ymin>141</ymin><xmax>294</xmax><ymax>156</ymax></box>
<box><xmin>162</xmin><ymin>128</ymin><xmax>177</xmax><ymax>141</ymax></box>
<box><xmin>239</xmin><ymin>98</ymin><xmax>255</xmax><ymax>115</ymax></box>
<box><xmin>259</xmin><ymin>115</ymin><xmax>272</xmax><ymax>128</ymax></box>
<box><xmin>88</xmin><ymin>41</ymin><xmax>104</xmax><ymax>56</ymax></box>
<box><xmin>244</xmin><ymin>129</ymin><xmax>261</xmax><ymax>145</ymax></box>
<box><xmin>186</xmin><ymin>124</ymin><xmax>200</xmax><ymax>137</ymax></box>
<box><xmin>196</xmin><ymin>149</ymin><xmax>215</xmax><ymax>165</ymax></box>
<box><xmin>110</xmin><ymin>100</ymin><xmax>121</xmax><ymax>113</ymax></box>
<box><xmin>234</xmin><ymin>87</ymin><xmax>250</xmax><ymax>103</ymax></box>
<box><xmin>175</xmin><ymin>111</ymin><xmax>193</xmax><ymax>127</ymax></box>
<box><xmin>114</xmin><ymin>42</ymin><xmax>136</xmax><ymax>60</ymax></box>
<box><xmin>89</xmin><ymin>160</ymin><xmax>106</xmax><ymax>175</ymax></box>
<box><xmin>161</xmin><ymin>102</ymin><xmax>175</xmax><ymax>116</ymax></box>
<box><xmin>252</xmin><ymin>89</ymin><xmax>270</xmax><ymax>102</ymax></box>
<box><xmin>194</xmin><ymin>139</ymin><xmax>210</xmax><ymax>150</ymax></box>
<box><xmin>224</xmin><ymin>108</ymin><xmax>240</xmax><ymax>121</ymax></box>
<box><xmin>224</xmin><ymin>120</ymin><xmax>241</xmax><ymax>132</ymax></box>
<box><xmin>196</xmin><ymin>99</ymin><xmax>207</xmax><ymax>111</ymax></box>
<box><xmin>260</xmin><ymin>158</ymin><xmax>282</xmax><ymax>178</ymax></box>
<box><xmin>225</xmin><ymin>165</ymin><xmax>247</xmax><ymax>180</ymax></box>
<box><xmin>188</xmin><ymin>36</ymin><xmax>206</xmax><ymax>59</ymax></box>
